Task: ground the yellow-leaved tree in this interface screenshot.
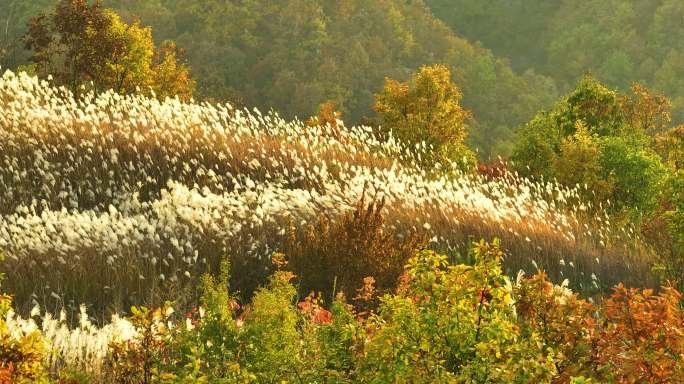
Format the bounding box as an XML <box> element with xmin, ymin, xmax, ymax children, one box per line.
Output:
<box><xmin>24</xmin><ymin>0</ymin><xmax>194</xmax><ymax>100</ymax></box>
<box><xmin>374</xmin><ymin>64</ymin><xmax>476</xmax><ymax>170</ymax></box>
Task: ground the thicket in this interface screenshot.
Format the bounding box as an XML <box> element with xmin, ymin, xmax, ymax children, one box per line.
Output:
<box><xmin>511</xmin><ymin>75</ymin><xmax>684</xmax><ymax>293</ymax></box>
<box><xmin>3</xmin><ymin>241</ymin><xmax>684</xmax><ymax>383</ymax></box>
<box><xmin>512</xmin><ymin>76</ymin><xmax>668</xmax><ymax>213</ymax></box>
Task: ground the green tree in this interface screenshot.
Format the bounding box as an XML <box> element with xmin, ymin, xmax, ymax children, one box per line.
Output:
<box><xmin>597</xmin><ymin>136</ymin><xmax>666</xmax><ymax>212</ymax></box>
<box><xmin>427</xmin><ymin>0</ymin><xmax>684</xmax><ymax>129</ymax></box>
<box><xmin>374</xmin><ymin>64</ymin><xmax>476</xmax><ymax>169</ymax></box>
<box><xmin>513</xmin><ymin>76</ymin><xmax>625</xmax><ymax>178</ymax></box>
<box><xmin>647</xmin><ymin>171</ymin><xmax>684</xmax><ymax>294</ymax></box>
<box><xmin>24</xmin><ymin>0</ymin><xmax>194</xmax><ymax>100</ymax></box>
<box><xmin>513</xmin><ymin>76</ymin><xmax>667</xmax><ymax>213</ymax></box>
<box><xmin>553</xmin><ymin>121</ymin><xmax>614</xmax><ymax>203</ymax></box>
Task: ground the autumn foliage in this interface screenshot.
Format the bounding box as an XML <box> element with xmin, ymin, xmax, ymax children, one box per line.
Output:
<box><xmin>24</xmin><ymin>0</ymin><xmax>194</xmax><ymax>100</ymax></box>
<box><xmin>283</xmin><ymin>194</ymin><xmax>421</xmax><ymax>302</ymax></box>
<box><xmin>93</xmin><ymin>241</ymin><xmax>684</xmax><ymax>383</ymax></box>
<box><xmin>374</xmin><ymin>64</ymin><xmax>476</xmax><ymax>169</ymax></box>
<box><xmin>595</xmin><ymin>285</ymin><xmax>684</xmax><ymax>382</ymax></box>
<box><xmin>3</xmin><ymin>237</ymin><xmax>684</xmax><ymax>382</ymax></box>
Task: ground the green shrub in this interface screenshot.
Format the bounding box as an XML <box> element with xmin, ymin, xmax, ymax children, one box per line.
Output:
<box><xmin>356</xmin><ymin>240</ymin><xmax>557</xmax><ymax>383</ymax></box>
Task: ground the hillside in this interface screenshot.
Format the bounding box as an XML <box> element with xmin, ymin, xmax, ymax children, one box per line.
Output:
<box><xmin>1</xmin><ymin>0</ymin><xmax>558</xmax><ymax>158</ymax></box>
<box><xmin>1</xmin><ymin>69</ymin><xmax>676</xmax><ymax>384</ymax></box>
<box><xmin>0</xmin><ymin>70</ymin><xmax>644</xmax><ymax>317</ymax></box>
<box><xmin>427</xmin><ymin>0</ymin><xmax>684</xmax><ymax>122</ymax></box>
<box><xmin>3</xmin><ymin>1</ymin><xmax>684</xmax><ymax>381</ymax></box>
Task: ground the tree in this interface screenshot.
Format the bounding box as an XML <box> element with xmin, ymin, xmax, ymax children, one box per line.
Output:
<box><xmin>426</xmin><ymin>0</ymin><xmax>684</xmax><ymax>132</ymax></box>
<box><xmin>597</xmin><ymin>136</ymin><xmax>666</xmax><ymax>212</ymax></box>
<box><xmin>513</xmin><ymin>76</ymin><xmax>667</xmax><ymax>213</ymax></box>
<box><xmin>24</xmin><ymin>0</ymin><xmax>194</xmax><ymax>100</ymax></box>
<box><xmin>306</xmin><ymin>100</ymin><xmax>344</xmax><ymax>139</ymax></box>
<box><xmin>513</xmin><ymin>76</ymin><xmax>624</xmax><ymax>178</ymax></box>
<box><xmin>560</xmin><ymin>76</ymin><xmax>626</xmax><ymax>138</ymax></box>
<box><xmin>149</xmin><ymin>41</ymin><xmax>195</xmax><ymax>101</ymax></box>
<box><xmin>0</xmin><ymin>0</ymin><xmax>54</xmax><ymax>70</ymax></box>
<box><xmin>656</xmin><ymin>125</ymin><xmax>684</xmax><ymax>170</ymax></box>
<box><xmin>374</xmin><ymin>64</ymin><xmax>475</xmax><ymax>169</ymax></box>
<box><xmin>620</xmin><ymin>83</ymin><xmax>672</xmax><ymax>134</ymax></box>
<box><xmin>645</xmin><ymin>170</ymin><xmax>684</xmax><ymax>296</ymax></box>
<box><xmin>553</xmin><ymin>121</ymin><xmax>614</xmax><ymax>203</ymax></box>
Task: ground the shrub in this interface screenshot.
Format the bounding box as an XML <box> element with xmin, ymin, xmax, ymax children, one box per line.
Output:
<box><xmin>105</xmin><ymin>304</ymin><xmax>175</xmax><ymax>384</ymax></box>
<box><xmin>6</xmin><ymin>240</ymin><xmax>684</xmax><ymax>383</ymax></box>
<box><xmin>0</xmin><ymin>328</ymin><xmax>48</xmax><ymax>384</ymax></box>
<box><xmin>357</xmin><ymin>241</ymin><xmax>557</xmax><ymax>383</ymax></box>
<box><xmin>594</xmin><ymin>285</ymin><xmax>684</xmax><ymax>382</ymax></box>
<box><xmin>283</xmin><ymin>194</ymin><xmax>422</xmax><ymax>302</ymax></box>
<box><xmin>514</xmin><ymin>272</ymin><xmax>596</xmax><ymax>381</ymax></box>
<box><xmin>0</xmin><ymin>256</ymin><xmax>49</xmax><ymax>384</ymax></box>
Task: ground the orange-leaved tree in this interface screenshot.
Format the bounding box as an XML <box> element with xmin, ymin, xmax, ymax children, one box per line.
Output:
<box><xmin>595</xmin><ymin>285</ymin><xmax>684</xmax><ymax>383</ymax></box>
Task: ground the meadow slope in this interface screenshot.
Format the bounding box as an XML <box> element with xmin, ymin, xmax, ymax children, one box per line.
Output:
<box><xmin>0</xmin><ymin>71</ymin><xmax>650</xmax><ymax>317</ymax></box>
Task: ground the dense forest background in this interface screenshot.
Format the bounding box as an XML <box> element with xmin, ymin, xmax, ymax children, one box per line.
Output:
<box><xmin>3</xmin><ymin>0</ymin><xmax>684</xmax><ymax>158</ymax></box>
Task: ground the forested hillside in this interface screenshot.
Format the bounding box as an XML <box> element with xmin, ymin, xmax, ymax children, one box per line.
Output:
<box><xmin>427</xmin><ymin>0</ymin><xmax>684</xmax><ymax>122</ymax></box>
<box><xmin>8</xmin><ymin>1</ymin><xmax>684</xmax><ymax>156</ymax></box>
<box><xmin>1</xmin><ymin>0</ymin><xmax>557</xmax><ymax>158</ymax></box>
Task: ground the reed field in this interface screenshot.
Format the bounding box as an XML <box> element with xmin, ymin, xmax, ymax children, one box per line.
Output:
<box><xmin>0</xmin><ymin>70</ymin><xmax>652</xmax><ymax>320</ymax></box>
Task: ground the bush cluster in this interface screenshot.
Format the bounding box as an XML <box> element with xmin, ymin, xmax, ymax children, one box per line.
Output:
<box><xmin>283</xmin><ymin>193</ymin><xmax>422</xmax><ymax>302</ymax></box>
<box><xmin>512</xmin><ymin>77</ymin><xmax>668</xmax><ymax>214</ymax></box>
<box><xmin>5</xmin><ymin>241</ymin><xmax>680</xmax><ymax>383</ymax></box>
<box><xmin>0</xmin><ymin>257</ymin><xmax>49</xmax><ymax>384</ymax></box>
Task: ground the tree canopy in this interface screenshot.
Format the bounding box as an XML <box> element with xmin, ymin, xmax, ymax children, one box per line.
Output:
<box><xmin>512</xmin><ymin>76</ymin><xmax>669</xmax><ymax>213</ymax></box>
<box><xmin>23</xmin><ymin>0</ymin><xmax>194</xmax><ymax>100</ymax></box>
<box><xmin>427</xmin><ymin>0</ymin><xmax>684</xmax><ymax>124</ymax></box>
<box><xmin>374</xmin><ymin>64</ymin><xmax>475</xmax><ymax>168</ymax></box>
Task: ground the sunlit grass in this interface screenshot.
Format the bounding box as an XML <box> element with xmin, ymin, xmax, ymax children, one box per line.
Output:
<box><xmin>0</xmin><ymin>70</ymin><xmax>654</xmax><ymax>319</ymax></box>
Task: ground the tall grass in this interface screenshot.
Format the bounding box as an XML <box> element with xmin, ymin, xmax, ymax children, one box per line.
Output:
<box><xmin>0</xmin><ymin>70</ymin><xmax>653</xmax><ymax>318</ymax></box>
